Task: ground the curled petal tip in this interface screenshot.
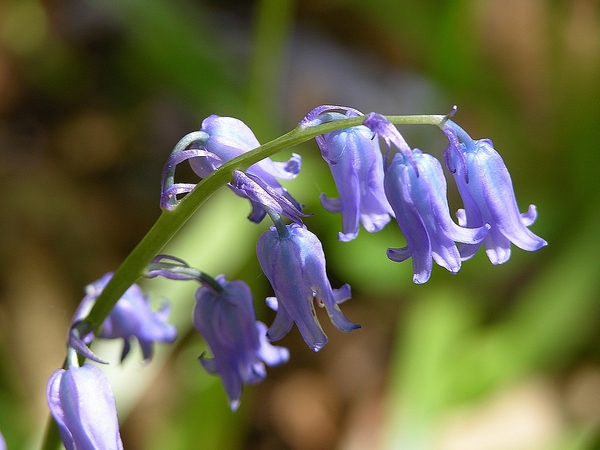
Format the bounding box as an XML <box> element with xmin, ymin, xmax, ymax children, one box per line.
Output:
<box><xmin>309</xmin><ymin>340</ymin><xmax>327</xmax><ymax>352</ymax></box>
<box><xmin>265</xmin><ymin>296</ymin><xmax>278</xmax><ymax>311</ymax></box>
<box><xmin>413</xmin><ymin>273</ymin><xmax>430</xmax><ymax>284</ymax></box>
<box><xmin>338</xmin><ymin>231</ymin><xmax>358</xmax><ymax>242</ymax></box>
<box><xmin>68</xmin><ymin>321</ymin><xmax>109</xmax><ymax>365</ymax></box>
<box><xmin>229</xmin><ymin>399</ymin><xmax>241</xmax><ymax>412</ymax></box>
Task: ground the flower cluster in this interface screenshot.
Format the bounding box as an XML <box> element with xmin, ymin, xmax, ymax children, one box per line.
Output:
<box><xmin>153</xmin><ymin>104</ymin><xmax>546</xmax><ymax>404</ymax></box>
<box><xmin>46</xmin><ymin>104</ymin><xmax>547</xmax><ymax>448</ymax></box>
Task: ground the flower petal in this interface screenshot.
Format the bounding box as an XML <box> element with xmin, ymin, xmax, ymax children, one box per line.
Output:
<box><xmin>257</xmin><ymin>224</ymin><xmax>358</xmax><ymax>351</ymax></box>
<box><xmin>47</xmin><ymin>365</ymin><xmax>123</xmax><ymax>450</ymax></box>
<box><xmin>193</xmin><ymin>276</ymin><xmax>288</xmax><ymax>409</ymax></box>
<box><xmin>304</xmin><ymin>106</ymin><xmax>392</xmax><ymax>241</ymax></box>
<box><xmin>443</xmin><ymin>122</ymin><xmax>547</xmax><ymax>264</ymax></box>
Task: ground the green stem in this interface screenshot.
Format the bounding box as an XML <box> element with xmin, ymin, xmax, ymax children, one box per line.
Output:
<box><xmin>265</xmin><ymin>209</ymin><xmax>290</xmax><ymax>239</ymax></box>
<box><xmin>41</xmin><ymin>416</ymin><xmax>61</xmax><ymax>450</ymax></box>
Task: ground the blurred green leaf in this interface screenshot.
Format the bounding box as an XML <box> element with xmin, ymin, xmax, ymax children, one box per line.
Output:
<box><xmin>112</xmin><ymin>0</ymin><xmax>243</xmax><ymax>113</ymax></box>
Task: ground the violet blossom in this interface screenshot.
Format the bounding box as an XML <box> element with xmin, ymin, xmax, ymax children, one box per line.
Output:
<box><xmin>47</xmin><ymin>364</ymin><xmax>123</xmax><ymax>450</ymax></box>
<box><xmin>73</xmin><ymin>273</ymin><xmax>177</xmax><ymax>362</ymax></box>
<box><xmin>443</xmin><ymin>121</ymin><xmax>547</xmax><ymax>264</ymax></box>
<box><xmin>300</xmin><ymin>105</ymin><xmax>393</xmax><ymax>241</ymax></box>
<box><xmin>193</xmin><ymin>275</ymin><xmax>289</xmax><ymax>411</ymax></box>
<box><xmin>364</xmin><ymin>113</ymin><xmax>489</xmax><ymax>284</ymax></box>
<box><xmin>188</xmin><ymin>115</ymin><xmax>302</xmax><ymax>223</ymax></box>
<box><xmin>256</xmin><ymin>223</ymin><xmax>360</xmax><ymax>351</ymax></box>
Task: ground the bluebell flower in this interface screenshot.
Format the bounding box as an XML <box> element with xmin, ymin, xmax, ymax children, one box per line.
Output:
<box><xmin>188</xmin><ymin>115</ymin><xmax>302</xmax><ymax>223</ymax></box>
<box><xmin>364</xmin><ymin>113</ymin><xmax>489</xmax><ymax>284</ymax></box>
<box><xmin>193</xmin><ymin>275</ymin><xmax>289</xmax><ymax>411</ymax></box>
<box><xmin>0</xmin><ymin>430</ymin><xmax>5</xmax><ymax>450</ymax></box>
<box><xmin>47</xmin><ymin>364</ymin><xmax>123</xmax><ymax>450</ymax></box>
<box><xmin>256</xmin><ymin>223</ymin><xmax>360</xmax><ymax>351</ymax></box>
<box><xmin>443</xmin><ymin>121</ymin><xmax>547</xmax><ymax>264</ymax></box>
<box><xmin>73</xmin><ymin>273</ymin><xmax>177</xmax><ymax>362</ymax></box>
<box><xmin>300</xmin><ymin>106</ymin><xmax>393</xmax><ymax>241</ymax></box>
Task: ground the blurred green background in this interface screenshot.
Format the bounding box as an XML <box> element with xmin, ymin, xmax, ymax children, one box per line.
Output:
<box><xmin>0</xmin><ymin>0</ymin><xmax>599</xmax><ymax>449</ymax></box>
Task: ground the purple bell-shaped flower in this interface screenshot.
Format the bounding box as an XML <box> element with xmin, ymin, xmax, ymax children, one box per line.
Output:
<box><xmin>47</xmin><ymin>364</ymin><xmax>124</xmax><ymax>450</ymax></box>
<box><xmin>364</xmin><ymin>113</ymin><xmax>489</xmax><ymax>284</ymax></box>
<box><xmin>300</xmin><ymin>105</ymin><xmax>393</xmax><ymax>241</ymax></box>
<box><xmin>73</xmin><ymin>273</ymin><xmax>177</xmax><ymax>363</ymax></box>
<box><xmin>189</xmin><ymin>115</ymin><xmax>302</xmax><ymax>223</ymax></box>
<box><xmin>193</xmin><ymin>275</ymin><xmax>289</xmax><ymax>411</ymax></box>
<box><xmin>256</xmin><ymin>223</ymin><xmax>360</xmax><ymax>351</ymax></box>
<box><xmin>443</xmin><ymin>121</ymin><xmax>547</xmax><ymax>264</ymax></box>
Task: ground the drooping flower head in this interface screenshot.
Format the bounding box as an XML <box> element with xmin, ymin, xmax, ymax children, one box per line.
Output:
<box><xmin>256</xmin><ymin>222</ymin><xmax>360</xmax><ymax>351</ymax></box>
<box><xmin>193</xmin><ymin>275</ymin><xmax>289</xmax><ymax>411</ymax></box>
<box><xmin>442</xmin><ymin>120</ymin><xmax>547</xmax><ymax>264</ymax></box>
<box><xmin>363</xmin><ymin>113</ymin><xmax>489</xmax><ymax>284</ymax></box>
<box><xmin>47</xmin><ymin>364</ymin><xmax>124</xmax><ymax>450</ymax></box>
<box><xmin>73</xmin><ymin>273</ymin><xmax>177</xmax><ymax>363</ymax></box>
<box><xmin>188</xmin><ymin>115</ymin><xmax>303</xmax><ymax>223</ymax></box>
<box><xmin>300</xmin><ymin>105</ymin><xmax>393</xmax><ymax>241</ymax></box>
